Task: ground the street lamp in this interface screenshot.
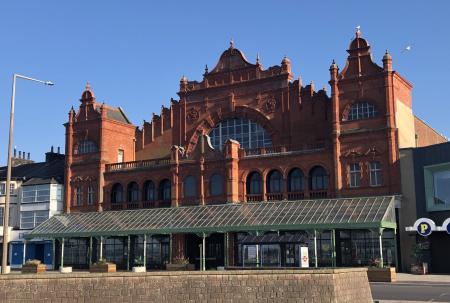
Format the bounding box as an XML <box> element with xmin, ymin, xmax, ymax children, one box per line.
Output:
<box><xmin>1</xmin><ymin>74</ymin><xmax>54</xmax><ymax>274</ymax></box>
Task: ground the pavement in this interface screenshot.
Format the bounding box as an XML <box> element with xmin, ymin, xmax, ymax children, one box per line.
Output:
<box><xmin>371</xmin><ymin>273</ymin><xmax>450</xmax><ymax>303</ymax></box>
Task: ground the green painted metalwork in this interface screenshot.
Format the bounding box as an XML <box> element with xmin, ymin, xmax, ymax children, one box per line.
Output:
<box><xmin>26</xmin><ymin>196</ymin><xmax>397</xmax><ymax>239</ymax></box>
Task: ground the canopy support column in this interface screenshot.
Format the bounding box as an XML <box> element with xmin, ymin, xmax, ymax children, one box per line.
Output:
<box><xmin>143</xmin><ymin>235</ymin><xmax>147</xmax><ymax>269</ymax></box>
<box><xmin>60</xmin><ymin>237</ymin><xmax>65</xmax><ymax>269</ymax></box>
<box><xmin>394</xmin><ymin>228</ymin><xmax>399</xmax><ymax>271</ymax></box>
<box><xmin>52</xmin><ymin>239</ymin><xmax>55</xmax><ymax>270</ymax></box>
<box><xmin>331</xmin><ymin>229</ymin><xmax>336</xmax><ymax>267</ymax></box>
<box><xmin>23</xmin><ymin>240</ymin><xmax>27</xmax><ymax>265</ymax></box>
<box><xmin>89</xmin><ymin>237</ymin><xmax>93</xmax><ymax>265</ymax></box>
<box><xmin>201</xmin><ymin>234</ymin><xmax>206</xmax><ymax>271</ymax></box>
<box><xmin>99</xmin><ymin>236</ymin><xmax>104</xmax><ymax>260</ymax></box>
<box><xmin>314</xmin><ymin>230</ymin><xmax>318</xmax><ymax>268</ymax></box>
<box><xmin>127</xmin><ymin>235</ymin><xmax>131</xmax><ymax>271</ymax></box>
<box><xmin>379</xmin><ymin>228</ymin><xmax>384</xmax><ymax>268</ymax></box>
<box><xmin>169</xmin><ymin>234</ymin><xmax>173</xmax><ymax>263</ymax></box>
<box><xmin>224</xmin><ymin>233</ymin><xmax>229</xmax><ymax>268</ymax></box>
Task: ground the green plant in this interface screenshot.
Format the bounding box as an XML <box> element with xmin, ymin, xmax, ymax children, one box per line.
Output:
<box><xmin>172</xmin><ymin>257</ymin><xmax>189</xmax><ymax>265</ymax></box>
<box><xmin>134</xmin><ymin>256</ymin><xmax>144</xmax><ymax>266</ymax></box>
<box><xmin>25</xmin><ymin>259</ymin><xmax>41</xmax><ymax>266</ymax></box>
<box><xmin>369</xmin><ymin>258</ymin><xmax>381</xmax><ymax>268</ymax></box>
<box><xmin>92</xmin><ymin>259</ymin><xmax>110</xmax><ymax>266</ymax></box>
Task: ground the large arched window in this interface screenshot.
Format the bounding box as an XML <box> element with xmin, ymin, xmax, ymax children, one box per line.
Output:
<box><xmin>127</xmin><ymin>182</ymin><xmax>139</xmax><ymax>202</ymax></box>
<box><xmin>111</xmin><ymin>183</ymin><xmax>123</xmax><ymax>204</ymax></box>
<box><xmin>288</xmin><ymin>168</ymin><xmax>304</xmax><ymax>192</ymax></box>
<box><xmin>210</xmin><ymin>174</ymin><xmax>223</xmax><ymax>196</ymax></box>
<box><xmin>77</xmin><ymin>140</ymin><xmax>98</xmax><ymax>154</ymax></box>
<box><xmin>159</xmin><ymin>179</ymin><xmax>171</xmax><ymax>201</ymax></box>
<box><xmin>267</xmin><ymin>170</ymin><xmax>283</xmax><ymax>193</ymax></box>
<box><xmin>183</xmin><ymin>175</ymin><xmax>197</xmax><ymax>198</ymax></box>
<box><xmin>208</xmin><ymin>118</ymin><xmax>272</xmax><ymax>150</ymax></box>
<box><xmin>246</xmin><ymin>172</ymin><xmax>262</xmax><ymax>194</ymax></box>
<box><xmin>346</xmin><ymin>102</ymin><xmax>378</xmax><ymax>121</ymax></box>
<box><xmin>309</xmin><ymin>166</ymin><xmax>328</xmax><ymax>191</ymax></box>
<box><xmin>143</xmin><ymin>180</ymin><xmax>156</xmax><ymax>201</ymax></box>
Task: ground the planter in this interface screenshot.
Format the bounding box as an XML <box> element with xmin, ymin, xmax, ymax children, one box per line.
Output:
<box><xmin>186</xmin><ymin>264</ymin><xmax>196</xmax><ymax>271</ymax></box>
<box><xmin>367</xmin><ymin>267</ymin><xmax>397</xmax><ymax>282</ymax></box>
<box><xmin>89</xmin><ymin>263</ymin><xmax>116</xmax><ymax>273</ymax></box>
<box><xmin>59</xmin><ymin>266</ymin><xmax>72</xmax><ymax>273</ymax></box>
<box><xmin>411</xmin><ymin>263</ymin><xmax>428</xmax><ymax>275</ymax></box>
<box><xmin>22</xmin><ymin>263</ymin><xmax>46</xmax><ymax>274</ymax></box>
<box><xmin>132</xmin><ymin>266</ymin><xmax>146</xmax><ymax>273</ymax></box>
<box><xmin>166</xmin><ymin>263</ymin><xmax>187</xmax><ymax>271</ymax></box>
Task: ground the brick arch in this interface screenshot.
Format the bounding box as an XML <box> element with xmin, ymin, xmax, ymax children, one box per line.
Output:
<box><xmin>186</xmin><ymin>105</ymin><xmax>279</xmax><ymax>154</ymax></box>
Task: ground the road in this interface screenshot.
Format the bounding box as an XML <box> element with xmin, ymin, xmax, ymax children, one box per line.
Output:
<box><xmin>371</xmin><ymin>282</ymin><xmax>450</xmax><ymax>302</ymax></box>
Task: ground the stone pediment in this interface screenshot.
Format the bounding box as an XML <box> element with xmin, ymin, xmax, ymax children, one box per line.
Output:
<box><xmin>209</xmin><ymin>46</ymin><xmax>255</xmax><ymax>74</ymax></box>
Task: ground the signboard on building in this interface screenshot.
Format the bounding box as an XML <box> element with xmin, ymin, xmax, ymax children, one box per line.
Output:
<box><xmin>300</xmin><ymin>246</ymin><xmax>309</xmax><ymax>268</ymax></box>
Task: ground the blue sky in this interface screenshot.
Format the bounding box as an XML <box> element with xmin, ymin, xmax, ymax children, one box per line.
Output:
<box><xmin>1</xmin><ymin>1</ymin><xmax>449</xmax><ymax>164</ymax></box>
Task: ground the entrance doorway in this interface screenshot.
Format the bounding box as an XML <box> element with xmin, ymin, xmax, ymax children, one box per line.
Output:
<box><xmin>185</xmin><ymin>233</ymin><xmax>224</xmax><ymax>269</ymax></box>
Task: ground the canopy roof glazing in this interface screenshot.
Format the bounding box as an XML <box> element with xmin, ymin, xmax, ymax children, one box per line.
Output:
<box><xmin>27</xmin><ymin>196</ymin><xmax>397</xmax><ymax>239</ymax></box>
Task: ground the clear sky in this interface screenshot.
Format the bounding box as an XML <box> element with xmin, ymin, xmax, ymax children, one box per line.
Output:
<box><xmin>1</xmin><ymin>1</ymin><xmax>449</xmax><ymax>164</ymax></box>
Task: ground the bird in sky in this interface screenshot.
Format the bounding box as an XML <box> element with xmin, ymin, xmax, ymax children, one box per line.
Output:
<box><xmin>402</xmin><ymin>44</ymin><xmax>414</xmax><ymax>53</ymax></box>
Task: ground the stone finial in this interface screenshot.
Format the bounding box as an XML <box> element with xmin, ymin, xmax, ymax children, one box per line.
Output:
<box><xmin>229</xmin><ymin>38</ymin><xmax>234</xmax><ymax>49</ymax></box>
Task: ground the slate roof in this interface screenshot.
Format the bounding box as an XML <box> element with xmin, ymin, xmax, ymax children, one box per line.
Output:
<box><xmin>0</xmin><ymin>154</ymin><xmax>65</xmax><ymax>184</ymax></box>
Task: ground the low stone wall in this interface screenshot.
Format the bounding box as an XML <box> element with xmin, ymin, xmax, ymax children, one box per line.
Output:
<box><xmin>0</xmin><ymin>268</ymin><xmax>372</xmax><ymax>303</ymax></box>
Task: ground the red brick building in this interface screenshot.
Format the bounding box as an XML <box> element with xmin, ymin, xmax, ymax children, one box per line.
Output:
<box><xmin>59</xmin><ymin>30</ymin><xmax>445</xmax><ymax>270</ymax></box>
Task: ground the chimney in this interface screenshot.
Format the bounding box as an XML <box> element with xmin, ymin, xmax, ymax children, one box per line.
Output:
<box><xmin>14</xmin><ymin>148</ymin><xmax>17</xmax><ymax>158</ymax></box>
<box><xmin>19</xmin><ymin>151</ymin><xmax>22</xmax><ymax>158</ymax></box>
<box><xmin>27</xmin><ymin>152</ymin><xmax>30</xmax><ymax>160</ymax></box>
<box><xmin>57</xmin><ymin>146</ymin><xmax>61</xmax><ymax>154</ymax></box>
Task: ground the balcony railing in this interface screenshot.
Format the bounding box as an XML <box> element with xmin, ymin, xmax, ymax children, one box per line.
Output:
<box><xmin>109</xmin><ymin>199</ymin><xmax>172</xmax><ymax>210</ymax></box>
<box><xmin>246</xmin><ymin>194</ymin><xmax>263</xmax><ymax>202</ymax></box>
<box><xmin>287</xmin><ymin>191</ymin><xmax>305</xmax><ymax>200</ymax></box>
<box><xmin>105</xmin><ymin>157</ymin><xmax>171</xmax><ymax>172</ymax></box>
<box><xmin>266</xmin><ymin>193</ymin><xmax>284</xmax><ymax>201</ymax></box>
<box><xmin>242</xmin><ymin>142</ymin><xmax>326</xmax><ymax>157</ymax></box>
<box><xmin>309</xmin><ymin>190</ymin><xmax>328</xmax><ymax>199</ymax></box>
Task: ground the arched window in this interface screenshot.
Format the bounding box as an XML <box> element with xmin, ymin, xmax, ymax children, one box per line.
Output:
<box><xmin>346</xmin><ymin>102</ymin><xmax>378</xmax><ymax>121</ymax></box>
<box><xmin>208</xmin><ymin>118</ymin><xmax>272</xmax><ymax>150</ymax></box>
<box><xmin>183</xmin><ymin>175</ymin><xmax>197</xmax><ymax>198</ymax></box>
<box><xmin>288</xmin><ymin>168</ymin><xmax>304</xmax><ymax>192</ymax></box>
<box><xmin>210</xmin><ymin>174</ymin><xmax>223</xmax><ymax>196</ymax></box>
<box><xmin>159</xmin><ymin>179</ymin><xmax>171</xmax><ymax>201</ymax></box>
<box><xmin>77</xmin><ymin>140</ymin><xmax>98</xmax><ymax>154</ymax></box>
<box><xmin>309</xmin><ymin>166</ymin><xmax>328</xmax><ymax>191</ymax></box>
<box><xmin>127</xmin><ymin>182</ymin><xmax>139</xmax><ymax>202</ymax></box>
<box><xmin>143</xmin><ymin>181</ymin><xmax>156</xmax><ymax>201</ymax></box>
<box><xmin>111</xmin><ymin>183</ymin><xmax>123</xmax><ymax>204</ymax></box>
<box><xmin>246</xmin><ymin>172</ymin><xmax>262</xmax><ymax>194</ymax></box>
<box><xmin>267</xmin><ymin>170</ymin><xmax>283</xmax><ymax>193</ymax></box>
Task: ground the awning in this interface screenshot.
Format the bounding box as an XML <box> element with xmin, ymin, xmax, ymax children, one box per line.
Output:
<box><xmin>26</xmin><ymin>195</ymin><xmax>397</xmax><ymax>239</ymax></box>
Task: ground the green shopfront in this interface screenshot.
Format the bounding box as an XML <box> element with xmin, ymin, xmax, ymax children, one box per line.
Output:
<box><xmin>26</xmin><ymin>196</ymin><xmax>398</xmax><ymax>271</ymax></box>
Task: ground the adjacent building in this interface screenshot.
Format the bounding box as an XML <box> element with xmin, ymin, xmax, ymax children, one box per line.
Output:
<box><xmin>0</xmin><ymin>148</ymin><xmax>64</xmax><ymax>268</ymax></box>
<box><xmin>399</xmin><ymin>141</ymin><xmax>450</xmax><ymax>273</ymax></box>
<box><xmin>28</xmin><ymin>31</ymin><xmax>446</xmax><ymax>271</ymax></box>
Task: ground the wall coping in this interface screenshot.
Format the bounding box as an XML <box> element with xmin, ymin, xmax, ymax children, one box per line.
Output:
<box><xmin>0</xmin><ymin>268</ymin><xmax>368</xmax><ymax>280</ymax></box>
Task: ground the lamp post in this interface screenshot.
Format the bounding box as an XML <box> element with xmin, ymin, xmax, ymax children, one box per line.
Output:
<box><xmin>1</xmin><ymin>74</ymin><xmax>53</xmax><ymax>274</ymax></box>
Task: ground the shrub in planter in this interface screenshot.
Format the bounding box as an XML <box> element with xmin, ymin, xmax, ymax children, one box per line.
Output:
<box><xmin>22</xmin><ymin>259</ymin><xmax>46</xmax><ymax>274</ymax></box>
<box><xmin>410</xmin><ymin>243</ymin><xmax>429</xmax><ymax>275</ymax></box>
<box><xmin>89</xmin><ymin>259</ymin><xmax>116</xmax><ymax>273</ymax></box>
<box><xmin>166</xmin><ymin>257</ymin><xmax>191</xmax><ymax>271</ymax></box>
<box><xmin>132</xmin><ymin>256</ymin><xmax>146</xmax><ymax>273</ymax></box>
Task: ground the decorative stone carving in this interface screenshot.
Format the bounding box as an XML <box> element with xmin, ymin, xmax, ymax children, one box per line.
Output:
<box><xmin>187</xmin><ymin>108</ymin><xmax>199</xmax><ymax>122</ymax></box>
<box><xmin>264</xmin><ymin>96</ymin><xmax>277</xmax><ymax>113</ymax></box>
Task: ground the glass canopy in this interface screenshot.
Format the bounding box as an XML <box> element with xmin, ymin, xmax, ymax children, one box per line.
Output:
<box><xmin>27</xmin><ymin>196</ymin><xmax>397</xmax><ymax>239</ymax></box>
